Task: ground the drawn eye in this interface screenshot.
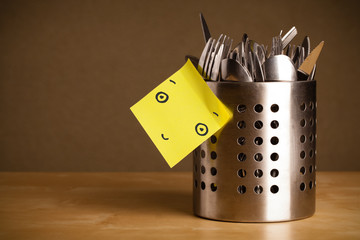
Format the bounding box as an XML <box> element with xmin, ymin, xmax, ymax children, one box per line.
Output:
<box><xmin>155</xmin><ymin>92</ymin><xmax>169</xmax><ymax>103</ymax></box>
<box><xmin>195</xmin><ymin>123</ymin><xmax>208</xmax><ymax>136</ymax></box>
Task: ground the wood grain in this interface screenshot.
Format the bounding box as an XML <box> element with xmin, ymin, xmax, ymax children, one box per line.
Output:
<box><xmin>0</xmin><ymin>172</ymin><xmax>359</xmax><ymax>240</ymax></box>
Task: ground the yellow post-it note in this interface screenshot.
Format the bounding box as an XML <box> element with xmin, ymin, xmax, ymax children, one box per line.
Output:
<box><xmin>130</xmin><ymin>60</ymin><xmax>232</xmax><ymax>168</ymax></box>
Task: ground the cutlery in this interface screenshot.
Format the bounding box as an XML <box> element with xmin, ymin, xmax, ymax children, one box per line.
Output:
<box><xmin>195</xmin><ymin>19</ymin><xmax>323</xmax><ymax>83</ymax></box>
<box><xmin>281</xmin><ymin>26</ymin><xmax>297</xmax><ymax>49</ymax></box>
<box><xmin>301</xmin><ymin>36</ymin><xmax>310</xmax><ymax>58</ymax></box>
<box><xmin>221</xmin><ymin>58</ymin><xmax>252</xmax><ymax>82</ymax></box>
<box><xmin>254</xmin><ymin>51</ymin><xmax>265</xmax><ymax>81</ymax></box>
<box><xmin>309</xmin><ymin>65</ymin><xmax>316</xmax><ymax>81</ymax></box>
<box><xmin>212</xmin><ymin>36</ymin><xmax>233</xmax><ymax>81</ymax></box>
<box><xmin>203</xmin><ymin>38</ymin><xmax>216</xmax><ymax>79</ymax></box>
<box><xmin>297</xmin><ymin>41</ymin><xmax>324</xmax><ymax>80</ymax></box>
<box><xmin>198</xmin><ymin>37</ymin><xmax>213</xmax><ymax>75</ymax></box>
<box><xmin>200</xmin><ymin>13</ymin><xmax>211</xmax><ymax>44</ymax></box>
<box><xmin>206</xmin><ymin>35</ymin><xmax>224</xmax><ymax>80</ymax></box>
<box><xmin>264</xmin><ymin>55</ymin><xmax>297</xmax><ymax>81</ymax></box>
<box><xmin>298</xmin><ymin>41</ymin><xmax>324</xmax><ymax>74</ymax></box>
<box><xmin>210</xmin><ymin>36</ymin><xmax>230</xmax><ymax>81</ymax></box>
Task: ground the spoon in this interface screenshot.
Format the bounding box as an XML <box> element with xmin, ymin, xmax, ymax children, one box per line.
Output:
<box><xmin>301</xmin><ymin>36</ymin><xmax>310</xmax><ymax>58</ymax></box>
<box><xmin>264</xmin><ymin>55</ymin><xmax>297</xmax><ymax>81</ymax></box>
<box><xmin>221</xmin><ymin>58</ymin><xmax>252</xmax><ymax>82</ymax></box>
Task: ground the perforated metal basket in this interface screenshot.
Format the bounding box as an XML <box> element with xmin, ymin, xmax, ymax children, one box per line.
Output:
<box><xmin>193</xmin><ymin>81</ymin><xmax>316</xmax><ymax>222</ymax></box>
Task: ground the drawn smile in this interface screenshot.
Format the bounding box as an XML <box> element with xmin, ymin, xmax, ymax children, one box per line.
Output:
<box><xmin>161</xmin><ymin>134</ymin><xmax>169</xmax><ymax>140</ymax></box>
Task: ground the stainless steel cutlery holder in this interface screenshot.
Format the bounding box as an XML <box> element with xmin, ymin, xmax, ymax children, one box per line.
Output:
<box><xmin>193</xmin><ymin>81</ymin><xmax>316</xmax><ymax>222</ymax></box>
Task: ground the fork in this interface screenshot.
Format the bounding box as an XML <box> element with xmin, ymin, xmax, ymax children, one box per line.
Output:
<box><xmin>206</xmin><ymin>35</ymin><xmax>233</xmax><ymax>81</ymax></box>
<box><xmin>211</xmin><ymin>36</ymin><xmax>232</xmax><ymax>81</ymax></box>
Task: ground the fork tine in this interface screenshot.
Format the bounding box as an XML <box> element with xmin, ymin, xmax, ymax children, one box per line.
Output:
<box><xmin>203</xmin><ymin>39</ymin><xmax>215</xmax><ymax>78</ymax></box>
<box><xmin>206</xmin><ymin>34</ymin><xmax>223</xmax><ymax>80</ymax></box>
<box><xmin>197</xmin><ymin>37</ymin><xmax>213</xmax><ymax>75</ymax></box>
<box><xmin>210</xmin><ymin>35</ymin><xmax>228</xmax><ymax>81</ymax></box>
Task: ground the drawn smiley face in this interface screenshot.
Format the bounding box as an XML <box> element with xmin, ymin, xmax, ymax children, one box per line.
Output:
<box><xmin>130</xmin><ymin>59</ymin><xmax>234</xmax><ymax>168</ymax></box>
<box><xmin>155</xmin><ymin>79</ymin><xmax>218</xmax><ymax>141</ymax></box>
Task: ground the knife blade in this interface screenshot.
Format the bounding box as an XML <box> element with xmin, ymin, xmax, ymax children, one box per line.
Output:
<box><xmin>281</xmin><ymin>26</ymin><xmax>297</xmax><ymax>49</ymax></box>
<box><xmin>200</xmin><ymin>13</ymin><xmax>211</xmax><ymax>44</ymax></box>
<box><xmin>298</xmin><ymin>41</ymin><xmax>324</xmax><ymax>75</ymax></box>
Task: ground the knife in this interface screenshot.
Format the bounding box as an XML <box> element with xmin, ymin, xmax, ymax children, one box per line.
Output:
<box><xmin>297</xmin><ymin>41</ymin><xmax>324</xmax><ymax>80</ymax></box>
<box><xmin>281</xmin><ymin>26</ymin><xmax>297</xmax><ymax>50</ymax></box>
<box><xmin>200</xmin><ymin>13</ymin><xmax>211</xmax><ymax>44</ymax></box>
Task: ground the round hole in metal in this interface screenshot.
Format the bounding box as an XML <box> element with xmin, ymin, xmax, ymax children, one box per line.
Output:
<box><xmin>254</xmin><ymin>104</ymin><xmax>263</xmax><ymax>113</ymax></box>
<box><xmin>300</xmin><ymin>166</ymin><xmax>306</xmax><ymax>175</ymax></box>
<box><xmin>237</xmin><ymin>153</ymin><xmax>247</xmax><ymax>162</ymax></box>
<box><xmin>309</xmin><ymin>133</ymin><xmax>314</xmax><ymax>142</ymax></box>
<box><xmin>309</xmin><ymin>165</ymin><xmax>313</xmax><ymax>173</ymax></box>
<box><xmin>300</xmin><ymin>151</ymin><xmax>306</xmax><ymax>159</ymax></box>
<box><xmin>300</xmin><ymin>182</ymin><xmax>306</xmax><ymax>191</ymax></box>
<box><xmin>201</xmin><ymin>165</ymin><xmax>206</xmax><ymax>174</ymax></box>
<box><xmin>238</xmin><ymin>169</ymin><xmax>246</xmax><ymax>178</ymax></box>
<box><xmin>270</xmin><ymin>185</ymin><xmax>279</xmax><ymax>193</ymax></box>
<box><xmin>254</xmin><ymin>185</ymin><xmax>263</xmax><ymax>194</ymax></box>
<box><xmin>309</xmin><ymin>181</ymin><xmax>313</xmax><ymax>189</ymax></box>
<box><xmin>237</xmin><ymin>104</ymin><xmax>246</xmax><ymax>113</ymax></box>
<box><xmin>300</xmin><ymin>135</ymin><xmax>306</xmax><ymax>143</ymax></box>
<box><xmin>271</xmin><ymin>120</ymin><xmax>279</xmax><ymax>129</ymax></box>
<box><xmin>270</xmin><ymin>153</ymin><xmax>279</xmax><ymax>161</ymax></box>
<box><xmin>210</xmin><ymin>135</ymin><xmax>217</xmax><ymax>144</ymax></box>
<box><xmin>270</xmin><ymin>136</ymin><xmax>279</xmax><ymax>145</ymax></box>
<box><xmin>201</xmin><ymin>150</ymin><xmax>206</xmax><ymax>158</ymax></box>
<box><xmin>210</xmin><ymin>151</ymin><xmax>217</xmax><ymax>160</ymax></box>
<box><xmin>210</xmin><ymin>183</ymin><xmax>217</xmax><ymax>192</ymax></box>
<box><xmin>237</xmin><ymin>120</ymin><xmax>246</xmax><ymax>129</ymax></box>
<box><xmin>300</xmin><ymin>119</ymin><xmax>306</xmax><ymax>127</ymax></box>
<box><xmin>309</xmin><ymin>118</ymin><xmax>314</xmax><ymax>127</ymax></box>
<box><xmin>270</xmin><ymin>169</ymin><xmax>279</xmax><ymax>177</ymax></box>
<box><xmin>309</xmin><ymin>101</ymin><xmax>315</xmax><ymax>110</ymax></box>
<box><xmin>309</xmin><ymin>149</ymin><xmax>314</xmax><ymax>158</ymax></box>
<box><xmin>254</xmin><ymin>120</ymin><xmax>263</xmax><ymax>129</ymax></box>
<box><xmin>201</xmin><ymin>181</ymin><xmax>206</xmax><ymax>190</ymax></box>
<box><xmin>211</xmin><ymin>167</ymin><xmax>217</xmax><ymax>176</ymax></box>
<box><xmin>238</xmin><ymin>185</ymin><xmax>246</xmax><ymax>194</ymax></box>
<box><xmin>254</xmin><ymin>169</ymin><xmax>263</xmax><ymax>178</ymax></box>
<box><xmin>271</xmin><ymin>104</ymin><xmax>279</xmax><ymax>112</ymax></box>
<box><xmin>254</xmin><ymin>137</ymin><xmax>263</xmax><ymax>145</ymax></box>
<box><xmin>300</xmin><ymin>102</ymin><xmax>306</xmax><ymax>111</ymax></box>
<box><xmin>237</xmin><ymin>137</ymin><xmax>246</xmax><ymax>145</ymax></box>
<box><xmin>254</xmin><ymin>153</ymin><xmax>263</xmax><ymax>162</ymax></box>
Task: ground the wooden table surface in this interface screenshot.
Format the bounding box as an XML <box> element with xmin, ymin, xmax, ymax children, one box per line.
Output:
<box><xmin>0</xmin><ymin>172</ymin><xmax>359</xmax><ymax>240</ymax></box>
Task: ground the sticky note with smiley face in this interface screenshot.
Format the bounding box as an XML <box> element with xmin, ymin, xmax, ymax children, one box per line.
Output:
<box><xmin>130</xmin><ymin>60</ymin><xmax>232</xmax><ymax>168</ymax></box>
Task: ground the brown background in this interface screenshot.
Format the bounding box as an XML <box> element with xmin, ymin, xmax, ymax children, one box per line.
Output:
<box><xmin>0</xmin><ymin>0</ymin><xmax>359</xmax><ymax>171</ymax></box>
